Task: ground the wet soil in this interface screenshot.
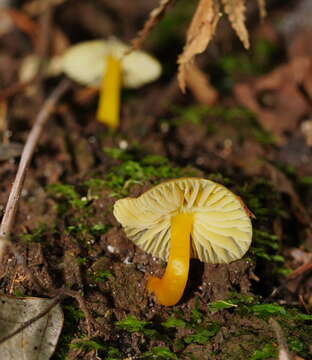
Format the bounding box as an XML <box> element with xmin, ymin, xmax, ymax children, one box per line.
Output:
<box><xmin>0</xmin><ymin>0</ymin><xmax>312</xmax><ymax>359</ymax></box>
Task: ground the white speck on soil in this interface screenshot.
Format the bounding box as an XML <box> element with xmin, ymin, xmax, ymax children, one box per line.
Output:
<box><xmin>107</xmin><ymin>245</ymin><xmax>117</xmax><ymax>253</ymax></box>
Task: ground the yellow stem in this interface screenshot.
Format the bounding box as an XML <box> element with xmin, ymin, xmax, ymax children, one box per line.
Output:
<box><xmin>147</xmin><ymin>213</ymin><xmax>193</xmax><ymax>306</ymax></box>
<box><xmin>96</xmin><ymin>55</ymin><xmax>121</xmax><ymax>129</ymax></box>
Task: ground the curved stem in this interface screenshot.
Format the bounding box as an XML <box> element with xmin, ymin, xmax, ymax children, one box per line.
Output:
<box><xmin>96</xmin><ymin>55</ymin><xmax>121</xmax><ymax>129</ymax></box>
<box><xmin>147</xmin><ymin>213</ymin><xmax>193</xmax><ymax>306</ymax></box>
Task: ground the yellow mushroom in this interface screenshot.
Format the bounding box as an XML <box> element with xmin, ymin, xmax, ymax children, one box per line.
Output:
<box><xmin>61</xmin><ymin>38</ymin><xmax>162</xmax><ymax>128</ymax></box>
<box><xmin>113</xmin><ymin>178</ymin><xmax>253</xmax><ymax>306</ymax></box>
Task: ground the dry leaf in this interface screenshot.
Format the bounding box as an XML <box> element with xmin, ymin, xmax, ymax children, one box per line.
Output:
<box><xmin>177</xmin><ymin>0</ymin><xmax>220</xmax><ymax>92</ymax></box>
<box><xmin>185</xmin><ymin>62</ymin><xmax>218</xmax><ymax>104</ymax></box>
<box><xmin>132</xmin><ymin>0</ymin><xmax>267</xmax><ymax>93</ymax></box>
<box><xmin>0</xmin><ymin>295</ymin><xmax>63</xmax><ymax>360</ymax></box>
<box><xmin>234</xmin><ymin>57</ymin><xmax>311</xmax><ymax>143</ymax></box>
<box><xmin>221</xmin><ymin>0</ymin><xmax>249</xmax><ymax>49</ymax></box>
<box><xmin>131</xmin><ymin>0</ymin><xmax>175</xmax><ymax>50</ymax></box>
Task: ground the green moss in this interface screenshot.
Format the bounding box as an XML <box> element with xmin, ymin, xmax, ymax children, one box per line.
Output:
<box><xmin>237</xmin><ymin>179</ymin><xmax>290</xmax><ymax>273</ymax></box>
<box><xmin>169</xmin><ymin>104</ymin><xmax>276</xmax><ymax>145</ymax></box>
<box><xmin>288</xmin><ymin>338</ymin><xmax>304</xmax><ymax>353</ymax></box>
<box><xmin>114</xmin><ymin>310</ymin><xmax>221</xmax><ymax>355</ymax></box>
<box><xmin>299</xmin><ymin>176</ymin><xmax>312</xmax><ymax>185</ymax></box>
<box><xmin>183</xmin><ymin>324</ymin><xmax>220</xmax><ymax>344</ymax></box>
<box><xmin>103</xmin><ymin>147</ymin><xmax>132</xmax><ymax>161</ymax></box>
<box><xmin>21</xmin><ymin>223</ymin><xmax>49</xmax><ymax>243</ymax></box>
<box><xmin>161</xmin><ymin>317</ymin><xmax>187</xmax><ymax>329</ymax></box>
<box><xmin>141</xmin><ymin>346</ymin><xmax>178</xmax><ymax>360</ymax></box>
<box><xmin>53</xmin><ymin>303</ymin><xmax>85</xmax><ymax>360</ymax></box>
<box><xmin>103</xmin><ymin>153</ymin><xmax>194</xmax><ymax>197</ymax></box>
<box><xmin>13</xmin><ymin>290</ymin><xmax>25</xmax><ymax>297</ymax></box>
<box><xmin>70</xmin><ymin>339</ymin><xmax>105</xmax><ymax>351</ymax></box>
<box><xmin>48</xmin><ymin>183</ymin><xmax>88</xmax><ymax>211</ymax></box>
<box><xmin>249</xmin><ymin>343</ymin><xmax>278</xmax><ymax>360</ymax></box>
<box><xmin>115</xmin><ymin>315</ymin><xmax>152</xmax><ymax>333</ymax></box>
<box><xmin>105</xmin><ymin>346</ymin><xmax>123</xmax><ymax>360</ymax></box>
<box><xmin>90</xmin><ymin>270</ymin><xmax>113</xmax><ymax>282</ymax></box>
<box><xmin>212</xmin><ymin>38</ymin><xmax>281</xmax><ymax>92</ymax></box>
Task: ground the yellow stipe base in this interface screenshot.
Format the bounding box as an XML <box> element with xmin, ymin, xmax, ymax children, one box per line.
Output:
<box><xmin>96</xmin><ymin>55</ymin><xmax>121</xmax><ymax>129</ymax></box>
<box><xmin>147</xmin><ymin>213</ymin><xmax>193</xmax><ymax>306</ymax></box>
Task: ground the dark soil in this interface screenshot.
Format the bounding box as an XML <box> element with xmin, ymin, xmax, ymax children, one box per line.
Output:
<box><xmin>0</xmin><ymin>0</ymin><xmax>312</xmax><ymax>359</ymax></box>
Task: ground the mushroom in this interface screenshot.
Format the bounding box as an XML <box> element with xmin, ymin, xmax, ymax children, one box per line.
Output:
<box><xmin>61</xmin><ymin>38</ymin><xmax>162</xmax><ymax>128</ymax></box>
<box><xmin>113</xmin><ymin>177</ymin><xmax>253</xmax><ymax>306</ymax></box>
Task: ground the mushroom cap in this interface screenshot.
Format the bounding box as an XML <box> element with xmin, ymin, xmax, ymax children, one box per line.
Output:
<box><xmin>19</xmin><ymin>54</ymin><xmax>63</xmax><ymax>83</ymax></box>
<box><xmin>61</xmin><ymin>38</ymin><xmax>162</xmax><ymax>88</ymax></box>
<box><xmin>113</xmin><ymin>178</ymin><xmax>252</xmax><ymax>264</ymax></box>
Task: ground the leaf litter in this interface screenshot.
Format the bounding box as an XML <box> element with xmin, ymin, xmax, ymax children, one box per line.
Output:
<box><xmin>0</xmin><ymin>1</ymin><xmax>312</xmax><ymax>360</ymax></box>
<box><xmin>0</xmin><ymin>295</ymin><xmax>63</xmax><ymax>360</ymax></box>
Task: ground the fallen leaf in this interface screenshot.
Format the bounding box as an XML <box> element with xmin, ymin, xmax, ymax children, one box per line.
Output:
<box><xmin>0</xmin><ymin>295</ymin><xmax>63</xmax><ymax>360</ymax></box>
<box><xmin>185</xmin><ymin>62</ymin><xmax>218</xmax><ymax>104</ymax></box>
<box><xmin>221</xmin><ymin>0</ymin><xmax>249</xmax><ymax>49</ymax></box>
<box><xmin>177</xmin><ymin>0</ymin><xmax>220</xmax><ymax>92</ymax></box>
<box><xmin>235</xmin><ymin>57</ymin><xmax>311</xmax><ymax>143</ymax></box>
<box><xmin>131</xmin><ymin>0</ymin><xmax>175</xmax><ymax>50</ymax></box>
<box><xmin>0</xmin><ymin>9</ymin><xmax>39</xmax><ymax>47</ymax></box>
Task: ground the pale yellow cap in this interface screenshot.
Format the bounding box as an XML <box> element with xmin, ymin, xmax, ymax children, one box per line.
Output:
<box><xmin>61</xmin><ymin>38</ymin><xmax>162</xmax><ymax>88</ymax></box>
<box><xmin>113</xmin><ymin>178</ymin><xmax>252</xmax><ymax>264</ymax></box>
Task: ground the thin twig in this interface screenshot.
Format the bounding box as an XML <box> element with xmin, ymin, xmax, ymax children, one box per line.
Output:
<box><xmin>0</xmin><ymin>79</ymin><xmax>71</xmax><ymax>261</ymax></box>
<box><xmin>0</xmin><ymin>295</ymin><xmax>62</xmax><ymax>346</ymax></box>
<box><xmin>287</xmin><ymin>262</ymin><xmax>312</xmax><ymax>280</ymax></box>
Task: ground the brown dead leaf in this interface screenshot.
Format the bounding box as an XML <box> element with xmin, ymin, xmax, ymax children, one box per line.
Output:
<box><xmin>0</xmin><ymin>295</ymin><xmax>63</xmax><ymax>360</ymax></box>
<box><xmin>177</xmin><ymin>0</ymin><xmax>220</xmax><ymax>92</ymax></box>
<box><xmin>0</xmin><ymin>9</ymin><xmax>39</xmax><ymax>47</ymax></box>
<box><xmin>131</xmin><ymin>0</ymin><xmax>175</xmax><ymax>50</ymax></box>
<box><xmin>235</xmin><ymin>57</ymin><xmax>311</xmax><ymax>144</ymax></box>
<box><xmin>185</xmin><ymin>62</ymin><xmax>218</xmax><ymax>104</ymax></box>
<box><xmin>221</xmin><ymin>0</ymin><xmax>249</xmax><ymax>49</ymax></box>
<box><xmin>288</xmin><ymin>28</ymin><xmax>312</xmax><ymax>60</ymax></box>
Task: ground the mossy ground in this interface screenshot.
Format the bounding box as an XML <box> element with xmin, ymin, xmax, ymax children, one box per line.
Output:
<box><xmin>0</xmin><ymin>1</ymin><xmax>311</xmax><ymax>359</ymax></box>
<box><xmin>7</xmin><ymin>147</ymin><xmax>309</xmax><ymax>360</ymax></box>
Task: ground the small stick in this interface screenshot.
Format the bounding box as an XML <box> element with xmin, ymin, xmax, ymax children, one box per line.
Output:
<box><xmin>0</xmin><ymin>79</ymin><xmax>71</xmax><ymax>261</ymax></box>
<box><xmin>287</xmin><ymin>262</ymin><xmax>312</xmax><ymax>280</ymax></box>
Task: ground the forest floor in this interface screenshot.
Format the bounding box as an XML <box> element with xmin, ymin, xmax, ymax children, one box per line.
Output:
<box><xmin>0</xmin><ymin>0</ymin><xmax>311</xmax><ymax>359</ymax></box>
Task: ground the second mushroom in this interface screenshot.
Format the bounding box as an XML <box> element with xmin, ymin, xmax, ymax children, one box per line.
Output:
<box><xmin>114</xmin><ymin>178</ymin><xmax>253</xmax><ymax>306</ymax></box>
<box><xmin>62</xmin><ymin>38</ymin><xmax>162</xmax><ymax>128</ymax></box>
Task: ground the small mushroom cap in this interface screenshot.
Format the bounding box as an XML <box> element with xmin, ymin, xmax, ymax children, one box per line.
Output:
<box><xmin>114</xmin><ymin>178</ymin><xmax>252</xmax><ymax>264</ymax></box>
<box><xmin>19</xmin><ymin>54</ymin><xmax>63</xmax><ymax>83</ymax></box>
<box><xmin>61</xmin><ymin>38</ymin><xmax>162</xmax><ymax>88</ymax></box>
